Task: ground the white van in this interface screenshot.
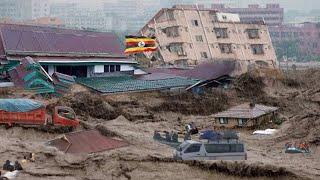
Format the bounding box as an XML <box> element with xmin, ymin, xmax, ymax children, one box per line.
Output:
<box><xmin>173</xmin><ymin>140</ymin><xmax>247</xmax><ymax>160</ymax></box>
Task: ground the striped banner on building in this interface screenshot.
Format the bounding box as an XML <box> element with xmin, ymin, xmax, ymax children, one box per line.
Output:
<box><xmin>125</xmin><ymin>36</ymin><xmax>157</xmax><ymax>55</ymax></box>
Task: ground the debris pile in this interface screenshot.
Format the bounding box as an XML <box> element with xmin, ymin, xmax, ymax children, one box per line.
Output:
<box><xmin>52</xmin><ymin>72</ymin><xmax>76</xmax><ymax>96</ymax></box>
<box><xmin>56</xmin><ymin>92</ymin><xmax>119</xmax><ymax>120</ymax></box>
<box><xmin>8</xmin><ymin>57</ymin><xmax>55</xmax><ymax>94</ymax></box>
<box><xmin>234</xmin><ymin>72</ymin><xmax>265</xmax><ymax>99</ymax></box>
<box><xmin>149</xmin><ymin>90</ymin><xmax>229</xmax><ymax>115</ymax></box>
<box><xmin>7</xmin><ymin>57</ymin><xmax>75</xmax><ymax>96</ymax></box>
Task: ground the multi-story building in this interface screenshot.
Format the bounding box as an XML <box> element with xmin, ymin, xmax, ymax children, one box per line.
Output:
<box><xmin>29</xmin><ymin>0</ymin><xmax>50</xmax><ymax>19</ymax></box>
<box><xmin>0</xmin><ymin>0</ymin><xmax>49</xmax><ymax>21</ymax></box>
<box><xmin>140</xmin><ymin>5</ymin><xmax>277</xmax><ymax>71</ymax></box>
<box><xmin>212</xmin><ymin>4</ymin><xmax>284</xmax><ymax>26</ymax></box>
<box><xmin>269</xmin><ymin>23</ymin><xmax>320</xmax><ymax>56</ymax></box>
<box><xmin>0</xmin><ymin>0</ymin><xmax>25</xmax><ymax>20</ymax></box>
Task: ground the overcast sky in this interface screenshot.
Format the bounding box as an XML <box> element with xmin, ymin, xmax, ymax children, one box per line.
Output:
<box><xmin>49</xmin><ymin>0</ymin><xmax>320</xmax><ymax>12</ymax></box>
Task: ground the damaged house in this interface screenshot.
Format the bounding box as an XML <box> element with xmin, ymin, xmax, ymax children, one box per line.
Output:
<box><xmin>212</xmin><ymin>103</ymin><xmax>278</xmax><ymax>128</ymax></box>
<box><xmin>0</xmin><ymin>23</ymin><xmax>138</xmax><ymax>78</ymax></box>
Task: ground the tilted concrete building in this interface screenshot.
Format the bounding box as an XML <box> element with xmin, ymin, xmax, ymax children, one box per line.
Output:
<box><xmin>140</xmin><ymin>5</ymin><xmax>278</xmax><ymax>72</ymax></box>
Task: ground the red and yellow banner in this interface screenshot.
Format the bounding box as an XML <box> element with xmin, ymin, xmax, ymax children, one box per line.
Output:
<box><xmin>125</xmin><ymin>36</ymin><xmax>157</xmax><ymax>55</ymax></box>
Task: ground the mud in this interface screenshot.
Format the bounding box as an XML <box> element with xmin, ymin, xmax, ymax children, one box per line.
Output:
<box><xmin>1</xmin><ymin>69</ymin><xmax>320</xmax><ymax>179</ymax></box>
<box><xmin>148</xmin><ymin>90</ymin><xmax>229</xmax><ymax>115</ymax></box>
<box><xmin>53</xmin><ymin>92</ymin><xmax>119</xmax><ymax>120</ymax></box>
<box><xmin>117</xmin><ymin>155</ymin><xmax>299</xmax><ymax>179</ymax></box>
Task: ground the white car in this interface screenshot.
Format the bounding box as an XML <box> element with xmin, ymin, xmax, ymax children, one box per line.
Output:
<box><xmin>174</xmin><ymin>140</ymin><xmax>247</xmax><ymax>161</ymax></box>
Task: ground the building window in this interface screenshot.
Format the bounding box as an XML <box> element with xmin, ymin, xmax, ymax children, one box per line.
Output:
<box><xmin>191</xmin><ymin>20</ymin><xmax>199</xmax><ymax>26</ymax></box>
<box><xmin>219</xmin><ymin>43</ymin><xmax>232</xmax><ymax>53</ymax></box>
<box><xmin>247</xmin><ymin>29</ymin><xmax>260</xmax><ymax>39</ymax></box>
<box><xmin>167</xmin><ymin>10</ymin><xmax>175</xmax><ymax>20</ymax></box>
<box><xmin>311</xmin><ymin>42</ymin><xmax>318</xmax><ymax>49</ymax></box>
<box><xmin>116</xmin><ymin>65</ymin><xmax>121</xmax><ymax>71</ymax></box>
<box><xmin>200</xmin><ymin>52</ymin><xmax>208</xmax><ymax>58</ymax></box>
<box><xmin>104</xmin><ymin>65</ymin><xmax>121</xmax><ymax>72</ymax></box>
<box><xmin>214</xmin><ymin>28</ymin><xmax>228</xmax><ymax>38</ymax></box>
<box><xmin>219</xmin><ymin>118</ymin><xmax>228</xmax><ymax>124</ymax></box>
<box><xmin>104</xmin><ymin>65</ymin><xmax>109</xmax><ymax>72</ymax></box>
<box><xmin>251</xmin><ymin>44</ymin><xmax>264</xmax><ymax>55</ymax></box>
<box><xmin>195</xmin><ymin>35</ymin><xmax>203</xmax><ymax>42</ymax></box>
<box><xmin>238</xmin><ymin>119</ymin><xmax>247</xmax><ymax>126</ymax></box>
<box><xmin>110</xmin><ymin>65</ymin><xmax>115</xmax><ymax>72</ymax></box>
<box><xmin>163</xmin><ymin>26</ymin><xmax>179</xmax><ymax>37</ymax></box>
<box><xmin>168</xmin><ymin>43</ymin><xmax>186</xmax><ymax>56</ymax></box>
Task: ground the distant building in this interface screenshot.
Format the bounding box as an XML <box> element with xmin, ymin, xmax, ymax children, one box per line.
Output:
<box><xmin>269</xmin><ymin>23</ymin><xmax>320</xmax><ymax>56</ymax></box>
<box><xmin>141</xmin><ymin>6</ymin><xmax>277</xmax><ymax>72</ymax></box>
<box><xmin>50</xmin><ymin>3</ymin><xmax>112</xmax><ymax>31</ymax></box>
<box><xmin>29</xmin><ymin>0</ymin><xmax>50</xmax><ymax>19</ymax></box>
<box><xmin>0</xmin><ymin>0</ymin><xmax>49</xmax><ymax>20</ymax></box>
<box><xmin>103</xmin><ymin>0</ymin><xmax>150</xmax><ymax>33</ymax></box>
<box><xmin>0</xmin><ymin>24</ymin><xmax>137</xmax><ymax>78</ymax></box>
<box><xmin>212</xmin><ymin>4</ymin><xmax>284</xmax><ymax>26</ymax></box>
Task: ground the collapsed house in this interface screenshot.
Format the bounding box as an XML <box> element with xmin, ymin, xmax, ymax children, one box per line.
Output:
<box><xmin>7</xmin><ymin>56</ymin><xmax>75</xmax><ymax>95</ymax></box>
<box><xmin>0</xmin><ymin>23</ymin><xmax>138</xmax><ymax>78</ymax></box>
<box><xmin>212</xmin><ymin>103</ymin><xmax>278</xmax><ymax>128</ymax></box>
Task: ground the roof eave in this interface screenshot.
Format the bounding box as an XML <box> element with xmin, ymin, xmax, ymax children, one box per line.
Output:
<box><xmin>5</xmin><ymin>50</ymin><xmax>127</xmax><ymax>58</ymax></box>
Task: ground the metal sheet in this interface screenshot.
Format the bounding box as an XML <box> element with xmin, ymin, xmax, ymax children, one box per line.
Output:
<box><xmin>48</xmin><ymin>130</ymin><xmax>129</xmax><ymax>154</ymax></box>
<box><xmin>148</xmin><ymin>61</ymin><xmax>236</xmax><ymax>81</ymax></box>
<box><xmin>0</xmin><ymin>24</ymin><xmax>125</xmax><ymax>57</ymax></box>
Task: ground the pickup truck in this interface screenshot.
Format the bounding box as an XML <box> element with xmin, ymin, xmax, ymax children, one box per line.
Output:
<box><xmin>0</xmin><ymin>99</ymin><xmax>79</xmax><ymax>131</ymax></box>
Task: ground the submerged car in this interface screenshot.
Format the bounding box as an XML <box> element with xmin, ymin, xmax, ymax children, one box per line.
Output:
<box><xmin>174</xmin><ymin>140</ymin><xmax>247</xmax><ymax>161</ymax></box>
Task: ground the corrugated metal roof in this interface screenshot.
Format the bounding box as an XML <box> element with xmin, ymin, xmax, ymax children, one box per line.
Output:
<box><xmin>213</xmin><ymin>103</ymin><xmax>278</xmax><ymax>119</ymax></box>
<box><xmin>182</xmin><ymin>61</ymin><xmax>236</xmax><ymax>80</ymax></box>
<box><xmin>48</xmin><ymin>130</ymin><xmax>128</xmax><ymax>154</ymax></box>
<box><xmin>76</xmin><ymin>75</ymin><xmax>199</xmax><ymax>94</ymax></box>
<box><xmin>148</xmin><ymin>61</ymin><xmax>236</xmax><ymax>80</ymax></box>
<box><xmin>0</xmin><ymin>24</ymin><xmax>125</xmax><ymax>58</ymax></box>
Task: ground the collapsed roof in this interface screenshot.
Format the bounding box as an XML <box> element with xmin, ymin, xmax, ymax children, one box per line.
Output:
<box><xmin>213</xmin><ymin>103</ymin><xmax>278</xmax><ymax>119</ymax></box>
<box><xmin>47</xmin><ymin>130</ymin><xmax>128</xmax><ymax>154</ymax></box>
<box><xmin>148</xmin><ymin>60</ymin><xmax>236</xmax><ymax>81</ymax></box>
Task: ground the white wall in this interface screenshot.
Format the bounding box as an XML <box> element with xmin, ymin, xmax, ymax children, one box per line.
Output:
<box><xmin>120</xmin><ymin>64</ymin><xmax>135</xmax><ymax>71</ymax></box>
<box><xmin>94</xmin><ymin>65</ymin><xmax>104</xmax><ymax>73</ymax></box>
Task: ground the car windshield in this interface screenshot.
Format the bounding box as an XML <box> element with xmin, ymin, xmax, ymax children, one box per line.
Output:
<box><xmin>58</xmin><ymin>109</ymin><xmax>75</xmax><ymax>120</ymax></box>
<box><xmin>176</xmin><ymin>141</ymin><xmax>190</xmax><ymax>151</ymax></box>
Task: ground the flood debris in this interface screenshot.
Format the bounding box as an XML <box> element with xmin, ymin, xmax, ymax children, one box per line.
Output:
<box><xmin>55</xmin><ymin>92</ymin><xmax>119</xmax><ymax>120</ymax></box>
<box><xmin>149</xmin><ymin>90</ymin><xmax>229</xmax><ymax>115</ymax></box>
<box><xmin>47</xmin><ymin>130</ymin><xmax>129</xmax><ymax>154</ymax></box>
<box><xmin>118</xmin><ymin>155</ymin><xmax>300</xmax><ymax>179</ymax></box>
<box><xmin>285</xmin><ymin>141</ymin><xmax>311</xmax><ymax>154</ymax></box>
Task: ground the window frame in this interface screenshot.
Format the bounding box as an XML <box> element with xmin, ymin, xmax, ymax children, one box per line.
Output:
<box><xmin>191</xmin><ymin>20</ymin><xmax>199</xmax><ymax>26</ymax></box>
<box><xmin>195</xmin><ymin>35</ymin><xmax>203</xmax><ymax>42</ymax></box>
<box><xmin>184</xmin><ymin>144</ymin><xmax>202</xmax><ymax>154</ymax></box>
<box><xmin>110</xmin><ymin>65</ymin><xmax>115</xmax><ymax>72</ymax></box>
<box><xmin>200</xmin><ymin>52</ymin><xmax>208</xmax><ymax>59</ymax></box>
<box><xmin>219</xmin><ymin>117</ymin><xmax>228</xmax><ymax>124</ymax></box>
<box><xmin>115</xmin><ymin>65</ymin><xmax>121</xmax><ymax>71</ymax></box>
<box><xmin>238</xmin><ymin>119</ymin><xmax>247</xmax><ymax>126</ymax></box>
<box><xmin>104</xmin><ymin>65</ymin><xmax>110</xmax><ymax>73</ymax></box>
